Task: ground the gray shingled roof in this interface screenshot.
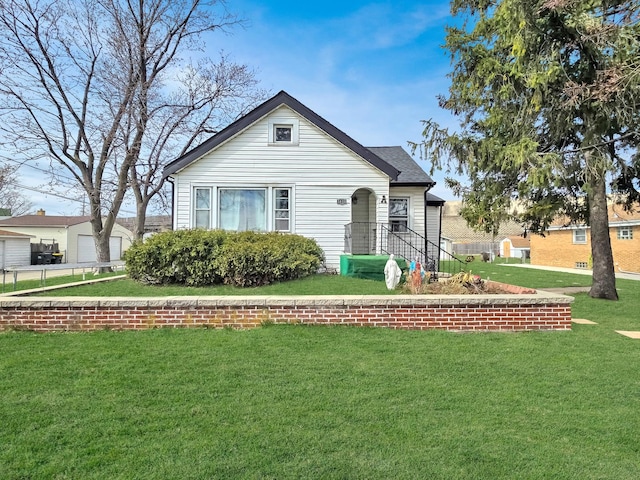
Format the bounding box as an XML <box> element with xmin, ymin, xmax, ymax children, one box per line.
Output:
<box><xmin>163</xmin><ymin>91</ymin><xmax>400</xmax><ymax>180</ymax></box>
<box><xmin>366</xmin><ymin>146</ymin><xmax>435</xmax><ymax>187</ymax></box>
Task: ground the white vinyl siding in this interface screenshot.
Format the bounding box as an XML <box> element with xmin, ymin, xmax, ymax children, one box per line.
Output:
<box><xmin>389</xmin><ymin>187</ymin><xmax>431</xmax><ymax>239</ymax></box>
<box><xmin>171</xmin><ymin>105</ymin><xmax>390</xmax><ymax>269</ymax></box>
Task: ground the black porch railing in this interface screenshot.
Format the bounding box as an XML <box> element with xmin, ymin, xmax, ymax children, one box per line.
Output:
<box><xmin>344</xmin><ymin>222</ymin><xmax>466</xmax><ymax>279</ymax></box>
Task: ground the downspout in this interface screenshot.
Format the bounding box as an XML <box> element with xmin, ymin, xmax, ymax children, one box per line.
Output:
<box><xmin>166</xmin><ymin>176</ymin><xmax>175</xmax><ymax>231</ymax></box>
<box><xmin>423</xmin><ymin>183</ymin><xmax>435</xmax><ymax>257</ymax></box>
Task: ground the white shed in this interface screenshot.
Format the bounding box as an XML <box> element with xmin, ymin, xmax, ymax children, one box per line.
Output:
<box><xmin>500</xmin><ymin>236</ymin><xmax>531</xmax><ymax>259</ymax></box>
<box><xmin>0</xmin><ymin>230</ymin><xmax>33</xmax><ymax>268</ymax></box>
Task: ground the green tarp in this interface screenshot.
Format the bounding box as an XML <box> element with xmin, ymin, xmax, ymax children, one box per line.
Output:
<box><xmin>340</xmin><ymin>255</ymin><xmax>407</xmax><ymax>282</ymax></box>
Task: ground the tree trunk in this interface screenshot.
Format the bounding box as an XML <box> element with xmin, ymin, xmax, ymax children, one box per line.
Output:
<box><xmin>588</xmin><ymin>174</ymin><xmax>618</xmax><ymax>300</ymax></box>
<box><xmin>133</xmin><ymin>199</ymin><xmax>148</xmax><ymax>241</ymax></box>
<box><xmin>89</xmin><ymin>199</ymin><xmax>113</xmax><ymax>273</ymax></box>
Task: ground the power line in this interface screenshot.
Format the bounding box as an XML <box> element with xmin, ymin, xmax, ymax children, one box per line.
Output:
<box><xmin>3</xmin><ymin>158</ymin><xmax>80</xmax><ymax>186</ymax></box>
<box><xmin>10</xmin><ymin>182</ymin><xmax>138</xmax><ymax>216</ymax></box>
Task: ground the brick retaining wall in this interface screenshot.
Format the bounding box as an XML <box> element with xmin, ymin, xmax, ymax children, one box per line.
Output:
<box><xmin>0</xmin><ymin>292</ymin><xmax>573</xmax><ymax>333</ymax></box>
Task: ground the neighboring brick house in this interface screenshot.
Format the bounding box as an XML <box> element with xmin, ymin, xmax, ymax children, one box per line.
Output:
<box><xmin>530</xmin><ymin>204</ymin><xmax>640</xmax><ymax>273</ymax></box>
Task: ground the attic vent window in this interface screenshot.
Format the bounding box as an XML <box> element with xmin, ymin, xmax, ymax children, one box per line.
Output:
<box><xmin>268</xmin><ymin>118</ymin><xmax>299</xmax><ymax>145</ymax></box>
<box><xmin>275</xmin><ymin>126</ymin><xmax>292</xmax><ymax>142</ymax></box>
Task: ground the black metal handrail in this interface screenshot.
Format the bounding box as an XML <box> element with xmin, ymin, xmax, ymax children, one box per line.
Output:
<box><xmin>345</xmin><ymin>222</ymin><xmax>466</xmax><ymax>279</ymax></box>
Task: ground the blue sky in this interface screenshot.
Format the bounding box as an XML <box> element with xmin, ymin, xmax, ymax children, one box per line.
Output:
<box><xmin>216</xmin><ymin>0</ymin><xmax>458</xmax><ymax>197</ymax></box>
<box><xmin>21</xmin><ymin>0</ymin><xmax>460</xmax><ymax>216</ymax></box>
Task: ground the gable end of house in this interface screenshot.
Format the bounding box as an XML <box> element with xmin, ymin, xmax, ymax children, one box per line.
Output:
<box><xmin>163</xmin><ymin>91</ymin><xmax>400</xmax><ymax>180</ymax></box>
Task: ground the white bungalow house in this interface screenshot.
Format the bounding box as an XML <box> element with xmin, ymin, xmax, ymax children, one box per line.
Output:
<box><xmin>163</xmin><ymin>91</ymin><xmax>446</xmax><ymax>272</ymax></box>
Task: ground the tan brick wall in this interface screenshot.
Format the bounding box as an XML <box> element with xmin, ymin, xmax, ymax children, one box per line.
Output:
<box><xmin>530</xmin><ymin>230</ymin><xmax>591</xmax><ymax>269</ymax></box>
<box><xmin>0</xmin><ymin>295</ymin><xmax>573</xmax><ymax>333</ymax></box>
<box><xmin>531</xmin><ymin>226</ymin><xmax>640</xmax><ymax>273</ymax></box>
<box><xmin>610</xmin><ymin>228</ymin><xmax>640</xmax><ymax>273</ymax></box>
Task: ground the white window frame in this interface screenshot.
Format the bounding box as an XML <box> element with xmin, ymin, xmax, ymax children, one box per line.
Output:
<box><xmin>617</xmin><ymin>226</ymin><xmax>633</xmax><ymax>240</ymax></box>
<box><xmin>193</xmin><ymin>187</ymin><xmax>212</xmax><ymax>229</ymax></box>
<box><xmin>273</xmin><ymin>187</ymin><xmax>292</xmax><ymax>232</ymax></box>
<box><xmin>389</xmin><ymin>197</ymin><xmax>409</xmax><ymax>232</ymax></box>
<box><xmin>194</xmin><ymin>185</ymin><xmax>293</xmax><ymax>233</ymax></box>
<box><xmin>268</xmin><ymin>118</ymin><xmax>299</xmax><ymax>145</ymax></box>
<box><xmin>573</xmin><ymin>228</ymin><xmax>587</xmax><ymax>244</ymax></box>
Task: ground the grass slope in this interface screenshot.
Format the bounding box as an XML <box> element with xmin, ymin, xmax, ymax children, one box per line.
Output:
<box><xmin>2</xmin><ymin>322</ymin><xmax>639</xmax><ymax>479</ymax></box>
<box><xmin>2</xmin><ymin>268</ymin><xmax>640</xmax><ymax>478</ymax></box>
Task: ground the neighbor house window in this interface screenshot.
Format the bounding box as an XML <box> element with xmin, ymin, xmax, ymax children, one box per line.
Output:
<box><xmin>389</xmin><ymin>197</ymin><xmax>409</xmax><ymax>232</ymax></box>
<box><xmin>573</xmin><ymin>228</ymin><xmax>587</xmax><ymax>244</ymax></box>
<box><xmin>617</xmin><ymin>226</ymin><xmax>633</xmax><ymax>240</ymax></box>
<box><xmin>274</xmin><ymin>188</ymin><xmax>291</xmax><ymax>231</ymax></box>
<box><xmin>194</xmin><ymin>187</ymin><xmax>211</xmax><ymax>229</ymax></box>
<box><xmin>575</xmin><ymin>261</ymin><xmax>588</xmax><ymax>269</ymax></box>
<box><xmin>219</xmin><ymin>188</ymin><xmax>266</xmax><ymax>231</ymax></box>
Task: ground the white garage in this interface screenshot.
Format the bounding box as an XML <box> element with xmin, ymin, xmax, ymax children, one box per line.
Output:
<box><xmin>0</xmin><ymin>212</ymin><xmax>133</xmax><ymax>264</ymax></box>
<box><xmin>0</xmin><ymin>230</ymin><xmax>33</xmax><ymax>269</ymax></box>
<box><xmin>76</xmin><ymin>235</ymin><xmax>123</xmax><ymax>263</ymax></box>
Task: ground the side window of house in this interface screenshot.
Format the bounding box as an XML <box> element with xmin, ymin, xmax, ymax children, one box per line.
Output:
<box><xmin>274</xmin><ymin>188</ymin><xmax>291</xmax><ymax>231</ymax></box>
<box><xmin>389</xmin><ymin>197</ymin><xmax>409</xmax><ymax>232</ymax></box>
<box><xmin>573</xmin><ymin>228</ymin><xmax>587</xmax><ymax>244</ymax></box>
<box><xmin>617</xmin><ymin>226</ymin><xmax>633</xmax><ymax>240</ymax></box>
<box><xmin>194</xmin><ymin>187</ymin><xmax>211</xmax><ymax>229</ymax></box>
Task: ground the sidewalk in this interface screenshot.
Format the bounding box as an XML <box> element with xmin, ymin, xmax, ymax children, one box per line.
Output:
<box><xmin>497</xmin><ymin>263</ymin><xmax>640</xmax><ymax>281</ymax></box>
<box><xmin>2</xmin><ymin>261</ymin><xmax>126</xmax><ymax>285</ymax></box>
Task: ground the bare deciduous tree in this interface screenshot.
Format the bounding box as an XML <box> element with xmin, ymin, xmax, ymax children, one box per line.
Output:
<box><xmin>0</xmin><ymin>0</ymin><xmax>260</xmax><ymax>261</ymax></box>
<box><xmin>125</xmin><ymin>54</ymin><xmax>267</xmax><ymax>240</ymax></box>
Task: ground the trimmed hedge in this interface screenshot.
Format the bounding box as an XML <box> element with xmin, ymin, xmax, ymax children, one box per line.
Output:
<box><xmin>124</xmin><ymin>230</ymin><xmax>324</xmax><ymax>287</ymax></box>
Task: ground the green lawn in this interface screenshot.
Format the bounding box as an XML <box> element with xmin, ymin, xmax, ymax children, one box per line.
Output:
<box><xmin>2</xmin><ymin>268</ymin><xmax>640</xmax><ymax>478</ymax></box>
<box><xmin>34</xmin><ymin>273</ymin><xmax>395</xmax><ymax>296</ymax></box>
<box><xmin>34</xmin><ymin>262</ymin><xmax>592</xmax><ymax>297</ymax></box>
